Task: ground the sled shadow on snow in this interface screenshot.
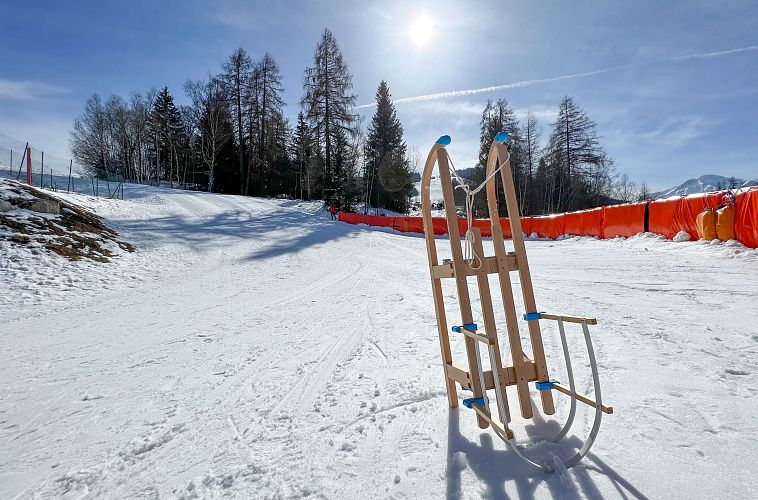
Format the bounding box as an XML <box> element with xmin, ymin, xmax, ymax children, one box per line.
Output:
<box><xmin>445</xmin><ymin>404</ymin><xmax>649</xmax><ymax>500</ymax></box>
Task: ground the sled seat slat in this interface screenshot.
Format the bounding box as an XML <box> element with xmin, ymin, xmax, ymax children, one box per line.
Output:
<box><xmin>431</xmin><ymin>254</ymin><xmax>517</xmax><ymax>279</ymax></box>
<box><xmin>446</xmin><ymin>362</ymin><xmax>538</xmax><ymax>390</ymax></box>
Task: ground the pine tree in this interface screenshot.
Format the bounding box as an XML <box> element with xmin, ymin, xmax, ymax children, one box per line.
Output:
<box><xmin>365</xmin><ymin>81</ymin><xmax>413</xmax><ymax>213</ymax></box>
<box><xmin>522</xmin><ymin>112</ymin><xmax>542</xmax><ymax>215</ymax></box>
<box><xmin>220</xmin><ymin>48</ymin><xmax>253</xmax><ymax>195</ymax></box>
<box><xmin>148</xmin><ymin>87</ymin><xmax>184</xmax><ymax>186</ymax></box>
<box><xmin>471</xmin><ymin>99</ymin><xmax>525</xmax><ymax>217</ymax></box>
<box><xmin>301</xmin><ymin>28</ymin><xmax>359</xmax><ymax>208</ymax></box>
<box><xmin>291</xmin><ymin>111</ymin><xmax>314</xmax><ymax>200</ymax></box>
<box><xmin>544</xmin><ymin>96</ymin><xmax>611</xmax><ymax>212</ymax></box>
<box><xmin>247</xmin><ymin>53</ymin><xmax>286</xmax><ymax>196</ymax></box>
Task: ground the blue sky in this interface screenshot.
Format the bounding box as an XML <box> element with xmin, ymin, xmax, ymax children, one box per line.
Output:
<box><xmin>1</xmin><ymin>0</ymin><xmax>756</xmax><ymax>189</ymax></box>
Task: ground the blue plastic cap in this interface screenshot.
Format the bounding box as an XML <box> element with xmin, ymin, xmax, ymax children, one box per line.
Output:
<box><xmin>462</xmin><ymin>396</ymin><xmax>486</xmax><ymax>409</ymax></box>
<box><xmin>436</xmin><ymin>135</ymin><xmax>452</xmax><ymax>146</ymax></box>
<box><xmin>494</xmin><ymin>132</ymin><xmax>509</xmax><ymax>143</ymax></box>
<box><xmin>523</xmin><ymin>312</ymin><xmax>542</xmax><ymax>321</ymax></box>
<box><xmin>535</xmin><ymin>379</ymin><xmax>558</xmax><ymax>391</ymax></box>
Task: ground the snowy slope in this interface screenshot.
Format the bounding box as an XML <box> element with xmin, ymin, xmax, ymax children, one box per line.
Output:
<box><xmin>651</xmin><ymin>174</ymin><xmax>758</xmax><ymax>199</ymax></box>
<box><xmin>1</xmin><ymin>184</ymin><xmax>758</xmax><ymax>498</ymax></box>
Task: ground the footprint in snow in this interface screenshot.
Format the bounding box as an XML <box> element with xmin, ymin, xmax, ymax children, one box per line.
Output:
<box><xmin>725</xmin><ymin>369</ymin><xmax>751</xmax><ymax>376</ymax></box>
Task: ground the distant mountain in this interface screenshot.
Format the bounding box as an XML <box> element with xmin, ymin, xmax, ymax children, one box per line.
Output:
<box><xmin>651</xmin><ymin>175</ymin><xmax>758</xmax><ymax>199</ymax></box>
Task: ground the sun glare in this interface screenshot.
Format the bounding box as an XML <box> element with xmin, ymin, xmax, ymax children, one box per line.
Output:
<box><xmin>409</xmin><ymin>15</ymin><xmax>434</xmax><ymax>47</ymax></box>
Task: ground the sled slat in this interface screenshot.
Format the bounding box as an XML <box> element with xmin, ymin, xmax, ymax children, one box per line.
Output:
<box><xmin>438</xmin><ymin>148</ymin><xmax>488</xmax><ymax>429</ymax></box>
<box><xmin>422</xmin><ymin>145</ymin><xmax>458</xmax><ymax>408</ymax></box>
<box><xmin>496</xmin><ymin>141</ymin><xmax>555</xmax><ymax>416</ymax></box>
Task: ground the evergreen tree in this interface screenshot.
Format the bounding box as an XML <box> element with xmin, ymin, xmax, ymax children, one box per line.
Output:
<box><xmin>364</xmin><ymin>81</ymin><xmax>413</xmax><ymax>213</ymax></box>
<box><xmin>247</xmin><ymin>53</ymin><xmax>286</xmax><ymax>196</ymax></box>
<box><xmin>220</xmin><ymin>48</ymin><xmax>253</xmax><ymax>195</ymax></box>
<box><xmin>301</xmin><ymin>28</ymin><xmax>359</xmax><ymax>208</ymax></box>
<box><xmin>544</xmin><ymin>96</ymin><xmax>611</xmax><ymax>212</ymax></box>
<box><xmin>471</xmin><ymin>99</ymin><xmax>524</xmax><ymax>217</ymax></box>
<box><xmin>522</xmin><ymin>112</ymin><xmax>542</xmax><ymax>215</ymax></box>
<box><xmin>291</xmin><ymin>111</ymin><xmax>315</xmax><ymax>200</ymax></box>
<box><xmin>148</xmin><ymin>87</ymin><xmax>184</xmax><ymax>186</ymax></box>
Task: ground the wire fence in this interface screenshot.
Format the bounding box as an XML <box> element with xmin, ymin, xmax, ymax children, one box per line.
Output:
<box><xmin>0</xmin><ymin>132</ymin><xmax>124</xmax><ymax>198</ymax></box>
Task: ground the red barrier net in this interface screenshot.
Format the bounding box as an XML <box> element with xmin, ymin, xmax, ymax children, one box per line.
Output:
<box><xmin>602</xmin><ymin>202</ymin><xmax>646</xmax><ymax>238</ymax></box>
<box><xmin>735</xmin><ymin>188</ymin><xmax>758</xmax><ymax>248</ymax></box>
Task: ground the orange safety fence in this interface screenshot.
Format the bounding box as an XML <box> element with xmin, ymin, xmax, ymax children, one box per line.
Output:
<box><xmin>648</xmin><ymin>192</ymin><xmax>724</xmax><ymax>240</ymax></box>
<box><xmin>499</xmin><ymin>218</ymin><xmax>513</xmax><ymax>238</ymax></box>
<box><xmin>601</xmin><ymin>202</ymin><xmax>647</xmax><ymax>238</ymax></box>
<box><xmin>525</xmin><ymin>214</ymin><xmax>565</xmax><ymax>239</ymax></box>
<box><xmin>563</xmin><ymin>208</ymin><xmax>603</xmax><ymax>238</ymax></box>
<box><xmin>735</xmin><ymin>187</ymin><xmax>758</xmax><ymax>248</ymax></box>
<box><xmin>369</xmin><ymin>215</ymin><xmax>394</xmax><ymax>228</ymax></box>
<box><xmin>338</xmin><ymin>191</ymin><xmax>758</xmax><ymax>249</ymax></box>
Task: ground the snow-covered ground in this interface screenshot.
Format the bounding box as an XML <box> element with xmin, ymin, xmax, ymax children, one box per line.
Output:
<box><xmin>2</xmin><ymin>183</ymin><xmax>757</xmax><ymax>498</ymax></box>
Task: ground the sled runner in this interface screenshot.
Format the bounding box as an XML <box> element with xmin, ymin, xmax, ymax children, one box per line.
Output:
<box><xmin>420</xmin><ymin>133</ymin><xmax>613</xmax><ymax>472</ymax></box>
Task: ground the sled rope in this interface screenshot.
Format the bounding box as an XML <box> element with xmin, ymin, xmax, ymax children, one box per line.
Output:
<box><xmin>445</xmin><ymin>149</ymin><xmax>510</xmax><ymax>270</ymax></box>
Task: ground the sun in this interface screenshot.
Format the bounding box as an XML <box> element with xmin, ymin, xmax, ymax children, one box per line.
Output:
<box><xmin>409</xmin><ymin>15</ymin><xmax>434</xmax><ymax>47</ymax></box>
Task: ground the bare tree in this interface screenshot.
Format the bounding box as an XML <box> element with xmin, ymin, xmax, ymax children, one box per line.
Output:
<box><xmin>613</xmin><ymin>173</ymin><xmax>638</xmax><ymax>202</ymax></box>
<box><xmin>185</xmin><ymin>79</ymin><xmax>232</xmax><ymax>192</ymax></box>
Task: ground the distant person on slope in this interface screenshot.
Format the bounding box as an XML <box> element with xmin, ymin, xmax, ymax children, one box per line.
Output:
<box><xmin>328</xmin><ymin>204</ymin><xmax>337</xmax><ymax>220</ymax></box>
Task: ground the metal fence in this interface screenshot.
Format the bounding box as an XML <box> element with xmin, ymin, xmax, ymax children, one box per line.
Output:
<box><xmin>0</xmin><ymin>132</ymin><xmax>123</xmax><ymax>199</ymax></box>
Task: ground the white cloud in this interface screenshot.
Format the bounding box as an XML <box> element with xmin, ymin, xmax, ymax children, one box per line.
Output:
<box><xmin>354</xmin><ymin>44</ymin><xmax>758</xmax><ymax>109</ymax></box>
<box><xmin>513</xmin><ymin>105</ymin><xmax>556</xmax><ymax>123</ymax></box>
<box><xmin>0</xmin><ymin>80</ymin><xmax>67</xmax><ymax>101</ymax></box>
<box><xmin>637</xmin><ymin>116</ymin><xmax>710</xmax><ymax>148</ymax></box>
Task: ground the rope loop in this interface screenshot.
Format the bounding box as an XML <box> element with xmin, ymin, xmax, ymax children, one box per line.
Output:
<box><xmin>445</xmin><ymin>149</ymin><xmax>510</xmax><ymax>271</ymax></box>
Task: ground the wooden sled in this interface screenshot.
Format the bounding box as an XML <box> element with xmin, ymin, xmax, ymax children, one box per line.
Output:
<box><xmin>420</xmin><ymin>133</ymin><xmax>612</xmax><ymax>472</ymax></box>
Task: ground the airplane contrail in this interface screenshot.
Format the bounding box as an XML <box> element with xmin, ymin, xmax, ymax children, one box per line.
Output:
<box><xmin>353</xmin><ymin>44</ymin><xmax>758</xmax><ymax>109</ymax></box>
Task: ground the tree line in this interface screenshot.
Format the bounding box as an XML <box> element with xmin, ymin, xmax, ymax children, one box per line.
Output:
<box><xmin>70</xmin><ymin>28</ymin><xmax>414</xmax><ymax>212</ymax></box>
<box><xmin>463</xmin><ymin>96</ymin><xmax>647</xmax><ymax>217</ymax></box>
<box><xmin>71</xmin><ymin>27</ymin><xmax>633</xmax><ymax>216</ymax></box>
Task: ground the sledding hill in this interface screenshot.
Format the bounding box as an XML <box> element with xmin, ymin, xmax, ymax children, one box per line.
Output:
<box><xmin>1</xmin><ymin>183</ymin><xmax>757</xmax><ymax>498</ymax></box>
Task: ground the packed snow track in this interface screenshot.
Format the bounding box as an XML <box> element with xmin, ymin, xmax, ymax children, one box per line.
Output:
<box><xmin>1</xmin><ymin>184</ymin><xmax>757</xmax><ymax>498</ymax></box>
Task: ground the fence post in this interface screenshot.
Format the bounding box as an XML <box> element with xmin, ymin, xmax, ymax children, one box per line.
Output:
<box><xmin>16</xmin><ymin>143</ymin><xmax>28</xmax><ymax>180</ymax></box>
<box><xmin>26</xmin><ymin>146</ymin><xmax>32</xmax><ymax>184</ymax></box>
<box><xmin>9</xmin><ymin>150</ymin><xmax>11</xmax><ymax>177</ymax></box>
<box><xmin>67</xmin><ymin>159</ymin><xmax>72</xmax><ymax>192</ymax></box>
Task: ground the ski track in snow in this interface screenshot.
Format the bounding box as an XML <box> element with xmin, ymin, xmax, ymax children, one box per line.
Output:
<box><xmin>1</xmin><ymin>183</ymin><xmax>757</xmax><ymax>498</ymax></box>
